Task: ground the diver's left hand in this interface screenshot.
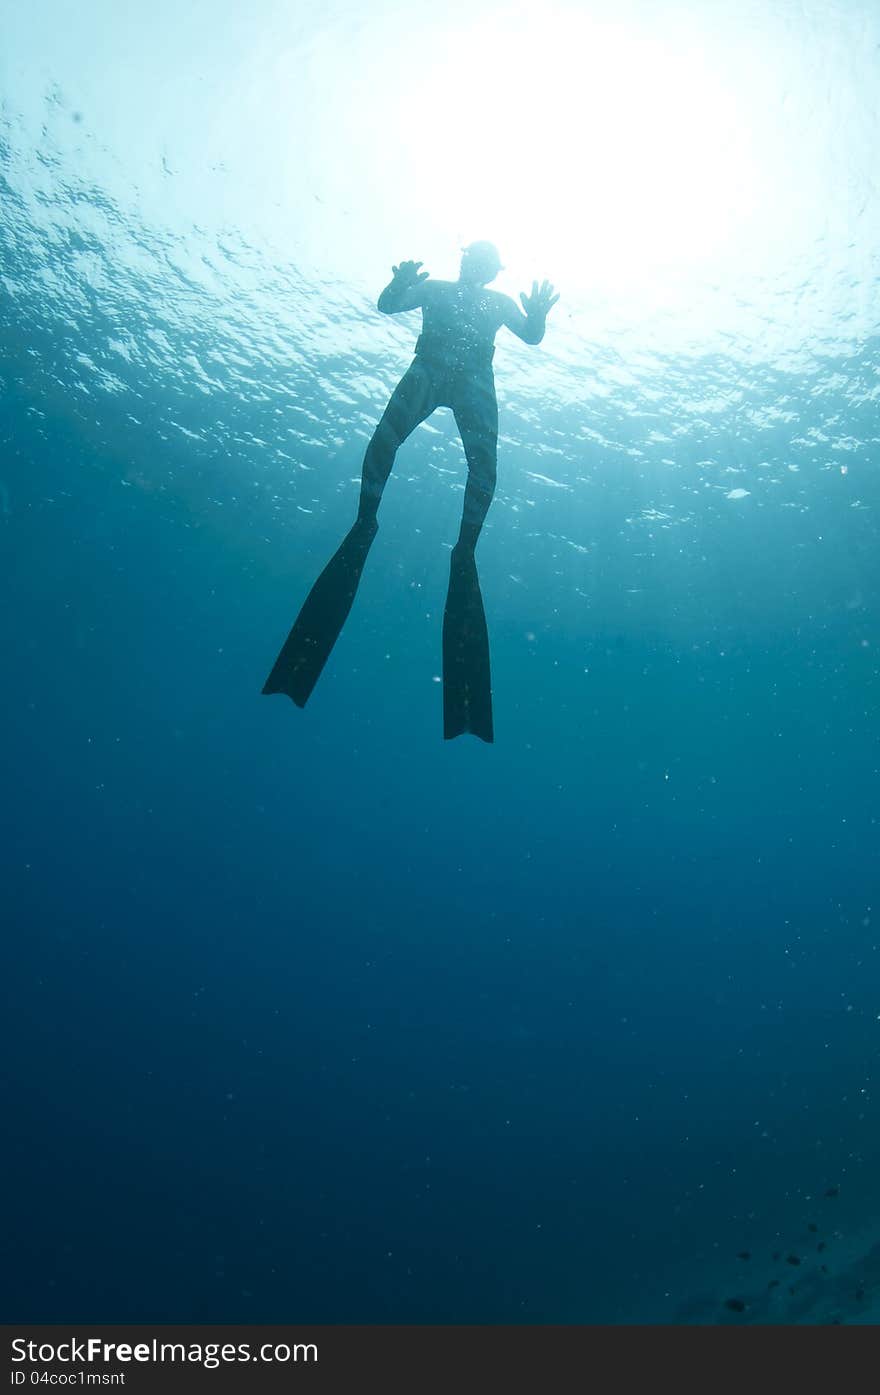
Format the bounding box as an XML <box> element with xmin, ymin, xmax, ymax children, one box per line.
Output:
<box><xmin>521</xmin><ymin>279</ymin><xmax>560</xmax><ymax>318</ymax></box>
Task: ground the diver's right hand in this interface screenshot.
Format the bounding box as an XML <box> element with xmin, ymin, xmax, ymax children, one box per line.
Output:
<box><xmin>392</xmin><ymin>260</ymin><xmax>429</xmax><ymax>286</ymax></box>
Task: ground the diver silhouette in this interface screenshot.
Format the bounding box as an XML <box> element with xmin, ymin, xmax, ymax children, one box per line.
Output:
<box><xmin>263</xmin><ymin>241</ymin><xmax>559</xmax><ymax>741</ymax></box>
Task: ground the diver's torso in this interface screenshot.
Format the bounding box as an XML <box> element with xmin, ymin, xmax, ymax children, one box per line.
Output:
<box><xmin>415</xmin><ymin>281</ymin><xmax>504</xmax><ymax>376</ymax></box>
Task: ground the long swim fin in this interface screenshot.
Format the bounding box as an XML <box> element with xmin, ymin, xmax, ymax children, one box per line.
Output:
<box><xmin>262</xmin><ymin>516</ymin><xmax>378</xmax><ymax>708</ymax></box>
<box><xmin>442</xmin><ymin>543</ymin><xmax>494</xmax><ymax>743</ymax></box>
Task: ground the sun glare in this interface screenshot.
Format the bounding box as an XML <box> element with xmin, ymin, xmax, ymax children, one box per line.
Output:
<box><xmin>227</xmin><ymin>0</ymin><xmax>875</xmax><ymax>357</ymax></box>
<box><xmin>394</xmin><ymin>8</ymin><xmax>759</xmax><ymax>294</ymax></box>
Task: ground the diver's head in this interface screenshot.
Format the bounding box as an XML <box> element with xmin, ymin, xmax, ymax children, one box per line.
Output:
<box><xmin>459</xmin><ymin>241</ymin><xmax>503</xmax><ymax>286</ymax></box>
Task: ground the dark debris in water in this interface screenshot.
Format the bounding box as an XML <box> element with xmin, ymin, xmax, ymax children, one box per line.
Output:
<box><xmin>710</xmin><ymin>1180</ymin><xmax>874</xmax><ymax>1325</ymax></box>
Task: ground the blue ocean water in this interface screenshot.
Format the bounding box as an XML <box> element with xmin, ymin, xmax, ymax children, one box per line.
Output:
<box><xmin>3</xmin><ymin>0</ymin><xmax>880</xmax><ymax>1324</ymax></box>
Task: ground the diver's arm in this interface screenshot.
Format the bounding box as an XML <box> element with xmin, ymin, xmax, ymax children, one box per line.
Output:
<box><xmin>377</xmin><ymin>260</ymin><xmax>431</xmax><ymax>314</ymax></box>
<box><xmin>501</xmin><ymin>280</ymin><xmax>560</xmax><ymax>345</ymax></box>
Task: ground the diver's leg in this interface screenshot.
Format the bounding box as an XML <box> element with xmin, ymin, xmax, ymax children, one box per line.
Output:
<box><xmin>264</xmin><ymin>361</ymin><xmax>438</xmax><ymax>708</ymax></box>
<box><xmin>442</xmin><ymin>378</ymin><xmax>498</xmax><ymax>742</ymax></box>
<box><xmin>357</xmin><ymin>360</ymin><xmax>437</xmax><ymax>523</ymax></box>
<box><xmin>451</xmin><ymin>378</ymin><xmax>499</xmax><ymax>551</ymax></box>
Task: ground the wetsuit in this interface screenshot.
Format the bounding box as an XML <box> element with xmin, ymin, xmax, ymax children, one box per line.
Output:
<box><xmin>357</xmin><ymin>280</ymin><xmax>506</xmax><ymax>548</ymax></box>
